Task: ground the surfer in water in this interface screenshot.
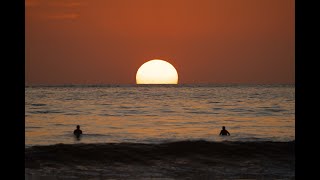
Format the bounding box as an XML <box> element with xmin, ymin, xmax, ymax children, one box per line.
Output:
<box><xmin>74</xmin><ymin>125</ymin><xmax>83</xmax><ymax>139</ymax></box>
<box><xmin>219</xmin><ymin>126</ymin><xmax>230</xmax><ymax>136</ymax></box>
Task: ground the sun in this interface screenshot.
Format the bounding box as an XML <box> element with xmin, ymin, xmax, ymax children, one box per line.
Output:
<box><xmin>136</xmin><ymin>59</ymin><xmax>178</xmax><ymax>84</ymax></box>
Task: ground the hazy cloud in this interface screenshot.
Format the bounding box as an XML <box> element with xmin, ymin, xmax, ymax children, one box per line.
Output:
<box><xmin>26</xmin><ymin>0</ymin><xmax>83</xmax><ymax>20</ymax></box>
<box><xmin>26</xmin><ymin>0</ymin><xmax>84</xmax><ymax>8</ymax></box>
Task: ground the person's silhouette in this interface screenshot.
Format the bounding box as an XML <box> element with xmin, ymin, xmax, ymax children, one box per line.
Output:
<box><xmin>73</xmin><ymin>125</ymin><xmax>83</xmax><ymax>138</ymax></box>
<box><xmin>219</xmin><ymin>126</ymin><xmax>230</xmax><ymax>136</ymax></box>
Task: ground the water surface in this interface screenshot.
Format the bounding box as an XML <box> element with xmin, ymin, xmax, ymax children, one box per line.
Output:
<box><xmin>25</xmin><ymin>84</ymin><xmax>295</xmax><ymax>146</ymax></box>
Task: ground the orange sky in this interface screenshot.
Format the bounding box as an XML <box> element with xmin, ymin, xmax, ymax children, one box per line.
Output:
<box><xmin>26</xmin><ymin>0</ymin><xmax>294</xmax><ymax>85</ymax></box>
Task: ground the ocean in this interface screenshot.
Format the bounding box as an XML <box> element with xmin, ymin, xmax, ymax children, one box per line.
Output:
<box><xmin>25</xmin><ymin>84</ymin><xmax>294</xmax><ymax>147</ymax></box>
<box><xmin>25</xmin><ymin>84</ymin><xmax>295</xmax><ymax>179</ymax></box>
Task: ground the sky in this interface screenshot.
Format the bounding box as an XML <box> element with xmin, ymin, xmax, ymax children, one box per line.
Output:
<box><xmin>26</xmin><ymin>0</ymin><xmax>294</xmax><ymax>85</ymax></box>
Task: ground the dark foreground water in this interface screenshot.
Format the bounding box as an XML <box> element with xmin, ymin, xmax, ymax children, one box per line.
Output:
<box><xmin>25</xmin><ymin>140</ymin><xmax>295</xmax><ymax>179</ymax></box>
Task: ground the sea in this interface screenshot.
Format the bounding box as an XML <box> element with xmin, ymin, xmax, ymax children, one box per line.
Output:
<box><xmin>25</xmin><ymin>84</ymin><xmax>295</xmax><ymax>147</ymax></box>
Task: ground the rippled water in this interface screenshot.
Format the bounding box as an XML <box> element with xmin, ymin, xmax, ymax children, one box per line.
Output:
<box><xmin>25</xmin><ymin>84</ymin><xmax>294</xmax><ymax>146</ymax></box>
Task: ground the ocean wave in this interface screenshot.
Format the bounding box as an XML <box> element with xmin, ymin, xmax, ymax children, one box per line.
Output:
<box><xmin>208</xmin><ymin>101</ymin><xmax>221</xmax><ymax>104</ymax></box>
<box><xmin>31</xmin><ymin>103</ymin><xmax>47</xmax><ymax>106</ymax></box>
<box><xmin>30</xmin><ymin>110</ymin><xmax>63</xmax><ymax>114</ymax></box>
<box><xmin>26</xmin><ymin>126</ymin><xmax>42</xmax><ymax>129</ymax></box>
<box><xmin>25</xmin><ymin>141</ymin><xmax>295</xmax><ymax>179</ymax></box>
<box><xmin>25</xmin><ymin>140</ymin><xmax>294</xmax><ymax>166</ymax></box>
<box><xmin>229</xmin><ymin>108</ymin><xmax>255</xmax><ymax>113</ymax></box>
<box><xmin>263</xmin><ymin>108</ymin><xmax>287</xmax><ymax>113</ymax></box>
<box><xmin>83</xmin><ymin>133</ymin><xmax>113</xmax><ymax>137</ymax></box>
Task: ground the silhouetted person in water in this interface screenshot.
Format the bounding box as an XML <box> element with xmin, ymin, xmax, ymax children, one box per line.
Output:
<box><xmin>219</xmin><ymin>126</ymin><xmax>230</xmax><ymax>136</ymax></box>
<box><xmin>73</xmin><ymin>125</ymin><xmax>82</xmax><ymax>139</ymax></box>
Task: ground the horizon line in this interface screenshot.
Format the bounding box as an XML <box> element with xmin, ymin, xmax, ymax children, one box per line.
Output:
<box><xmin>25</xmin><ymin>82</ymin><xmax>295</xmax><ymax>87</ymax></box>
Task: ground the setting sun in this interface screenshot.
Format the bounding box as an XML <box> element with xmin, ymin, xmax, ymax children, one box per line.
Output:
<box><xmin>136</xmin><ymin>59</ymin><xmax>178</xmax><ymax>84</ymax></box>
